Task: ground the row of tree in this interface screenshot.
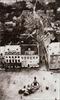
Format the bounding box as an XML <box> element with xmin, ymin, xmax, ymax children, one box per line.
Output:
<box><xmin>0</xmin><ymin>0</ymin><xmax>59</xmax><ymax>45</ymax></box>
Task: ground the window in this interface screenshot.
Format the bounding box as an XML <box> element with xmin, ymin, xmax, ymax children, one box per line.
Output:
<box><xmin>52</xmin><ymin>53</ymin><xmax>54</xmax><ymax>55</ymax></box>
<box><xmin>6</xmin><ymin>56</ymin><xmax>8</xmax><ymax>58</ymax></box>
<box><xmin>12</xmin><ymin>56</ymin><xmax>14</xmax><ymax>58</ymax></box>
<box><xmin>12</xmin><ymin>60</ymin><xmax>14</xmax><ymax>63</ymax></box>
<box><xmin>0</xmin><ymin>53</ymin><xmax>2</xmax><ymax>56</ymax></box>
<box><xmin>33</xmin><ymin>57</ymin><xmax>35</xmax><ymax>59</ymax></box>
<box><xmin>30</xmin><ymin>57</ymin><xmax>32</xmax><ymax>60</ymax></box>
<box><xmin>21</xmin><ymin>57</ymin><xmax>23</xmax><ymax>59</ymax></box>
<box><xmin>15</xmin><ymin>56</ymin><xmax>17</xmax><ymax>58</ymax></box>
<box><xmin>18</xmin><ymin>60</ymin><xmax>20</xmax><ymax>63</ymax></box>
<box><xmin>9</xmin><ymin>56</ymin><xmax>11</xmax><ymax>58</ymax></box>
<box><xmin>24</xmin><ymin>57</ymin><xmax>26</xmax><ymax>59</ymax></box>
<box><xmin>27</xmin><ymin>57</ymin><xmax>29</xmax><ymax>59</ymax></box>
<box><xmin>58</xmin><ymin>61</ymin><xmax>60</xmax><ymax>63</ymax></box>
<box><xmin>36</xmin><ymin>56</ymin><xmax>38</xmax><ymax>59</ymax></box>
<box><xmin>5</xmin><ymin>52</ymin><xmax>7</xmax><ymax>54</ymax></box>
<box><xmin>9</xmin><ymin>60</ymin><xmax>11</xmax><ymax>63</ymax></box>
<box><xmin>15</xmin><ymin>60</ymin><xmax>17</xmax><ymax>63</ymax></box>
<box><xmin>6</xmin><ymin>59</ymin><xmax>8</xmax><ymax>63</ymax></box>
<box><xmin>18</xmin><ymin>56</ymin><xmax>20</xmax><ymax>58</ymax></box>
<box><xmin>50</xmin><ymin>56</ymin><xmax>56</xmax><ymax>64</ymax></box>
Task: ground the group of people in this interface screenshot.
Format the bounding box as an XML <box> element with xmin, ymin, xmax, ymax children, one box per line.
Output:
<box><xmin>19</xmin><ymin>76</ymin><xmax>40</xmax><ymax>96</ymax></box>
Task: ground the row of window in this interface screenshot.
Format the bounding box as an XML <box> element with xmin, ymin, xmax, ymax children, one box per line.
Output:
<box><xmin>6</xmin><ymin>59</ymin><xmax>20</xmax><ymax>63</ymax></box>
<box><xmin>5</xmin><ymin>56</ymin><xmax>39</xmax><ymax>60</ymax></box>
<box><xmin>6</xmin><ymin>48</ymin><xmax>19</xmax><ymax>51</ymax></box>
<box><xmin>5</xmin><ymin>52</ymin><xmax>21</xmax><ymax>55</ymax></box>
<box><xmin>5</xmin><ymin>59</ymin><xmax>39</xmax><ymax>63</ymax></box>
<box><xmin>5</xmin><ymin>56</ymin><xmax>20</xmax><ymax>58</ymax></box>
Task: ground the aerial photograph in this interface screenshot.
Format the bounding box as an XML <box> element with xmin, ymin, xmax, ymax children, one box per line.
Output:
<box><xmin>0</xmin><ymin>0</ymin><xmax>60</xmax><ymax>100</ymax></box>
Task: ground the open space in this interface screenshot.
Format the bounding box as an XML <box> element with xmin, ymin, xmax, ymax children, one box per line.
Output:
<box><xmin>0</xmin><ymin>67</ymin><xmax>60</xmax><ymax>100</ymax></box>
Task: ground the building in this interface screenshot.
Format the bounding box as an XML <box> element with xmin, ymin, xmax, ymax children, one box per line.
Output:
<box><xmin>0</xmin><ymin>46</ymin><xmax>5</xmax><ymax>56</ymax></box>
<box><xmin>0</xmin><ymin>44</ymin><xmax>39</xmax><ymax>69</ymax></box>
<box><xmin>47</xmin><ymin>42</ymin><xmax>60</xmax><ymax>69</ymax></box>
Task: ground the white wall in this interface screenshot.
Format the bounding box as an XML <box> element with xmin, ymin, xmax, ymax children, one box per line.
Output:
<box><xmin>47</xmin><ymin>42</ymin><xmax>60</xmax><ymax>63</ymax></box>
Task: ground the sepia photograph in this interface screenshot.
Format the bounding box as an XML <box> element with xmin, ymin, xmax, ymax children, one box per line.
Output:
<box><xmin>0</xmin><ymin>0</ymin><xmax>60</xmax><ymax>100</ymax></box>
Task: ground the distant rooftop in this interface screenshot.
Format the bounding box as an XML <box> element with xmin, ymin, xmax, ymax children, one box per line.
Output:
<box><xmin>0</xmin><ymin>0</ymin><xmax>18</xmax><ymax>4</ymax></box>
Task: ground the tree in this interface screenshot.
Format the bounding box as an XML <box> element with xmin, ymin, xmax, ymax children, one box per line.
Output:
<box><xmin>0</xmin><ymin>22</ymin><xmax>4</xmax><ymax>45</ymax></box>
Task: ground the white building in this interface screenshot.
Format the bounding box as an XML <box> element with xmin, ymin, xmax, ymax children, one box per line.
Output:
<box><xmin>0</xmin><ymin>46</ymin><xmax>5</xmax><ymax>56</ymax></box>
<box><xmin>47</xmin><ymin>42</ymin><xmax>60</xmax><ymax>69</ymax></box>
<box><xmin>0</xmin><ymin>45</ymin><xmax>39</xmax><ymax>68</ymax></box>
<box><xmin>5</xmin><ymin>45</ymin><xmax>21</xmax><ymax>54</ymax></box>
